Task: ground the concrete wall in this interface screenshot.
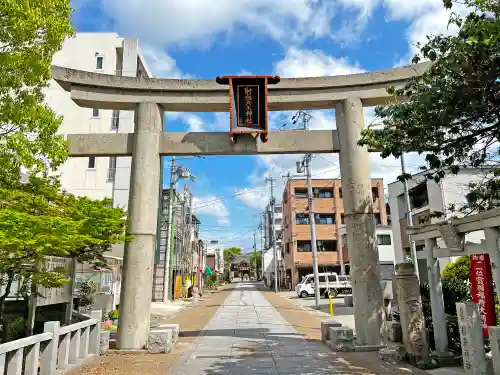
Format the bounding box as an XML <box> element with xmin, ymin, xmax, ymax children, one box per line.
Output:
<box><xmin>376</xmin><ymin>226</ymin><xmax>396</xmax><ymax>263</ymax></box>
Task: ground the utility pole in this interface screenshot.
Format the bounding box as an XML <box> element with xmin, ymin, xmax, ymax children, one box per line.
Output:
<box><xmin>253</xmin><ymin>232</ymin><xmax>257</xmax><ymax>279</ymax></box>
<box><xmin>297</xmin><ymin>154</ymin><xmax>321</xmax><ymax>309</ymax></box>
<box><xmin>266</xmin><ymin>176</ymin><xmax>278</xmax><ymax>293</ymax></box>
<box><xmin>163</xmin><ymin>157</ymin><xmax>176</xmax><ymax>301</ymax></box>
<box><xmin>400</xmin><ymin>154</ymin><xmax>420</xmax><ymax>282</ymax></box>
<box><xmin>260</xmin><ymin>213</ymin><xmax>265</xmax><ymax>280</ymax></box>
<box><xmin>295</xmin><ymin>109</ymin><xmax>320</xmax><ymax>308</ymax></box>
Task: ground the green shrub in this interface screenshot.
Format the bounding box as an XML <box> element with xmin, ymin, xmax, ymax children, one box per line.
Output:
<box><xmin>108</xmin><ymin>309</ymin><xmax>119</xmax><ymax>320</ymax></box>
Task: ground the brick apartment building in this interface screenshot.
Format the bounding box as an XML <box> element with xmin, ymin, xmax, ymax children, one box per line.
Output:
<box><xmin>281</xmin><ymin>178</ymin><xmax>388</xmax><ymax>288</ymax></box>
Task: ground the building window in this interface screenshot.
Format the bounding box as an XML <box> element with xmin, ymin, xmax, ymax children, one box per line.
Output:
<box><xmin>275</xmin><ymin>218</ymin><xmax>282</xmax><ymax>225</ymax></box>
<box><xmin>274</xmin><ymin>206</ymin><xmax>282</xmax><ymax>214</ymax></box>
<box><xmin>372</xmin><ymin>187</ymin><xmax>380</xmax><ymax>199</ymax></box>
<box><xmin>294</xmin><ymin>188</ymin><xmax>308</xmax><ymax>198</ymax></box>
<box><xmin>96</xmin><ymin>56</ymin><xmax>104</xmax><ymax>70</ymax></box>
<box><xmin>285</xmin><ymin>243</ymin><xmax>290</xmax><ymax>254</ymax></box>
<box><xmin>314</xmin><ymin>214</ymin><xmax>335</xmax><ymax>225</ymax></box>
<box><xmin>341</xmin><ymin>214</ymin><xmax>345</xmax><ymax>225</ymax></box>
<box><xmin>92</xmin><ymin>108</ymin><xmax>100</xmax><ymax>118</ymax></box>
<box><xmin>313</xmin><ymin>188</ymin><xmax>333</xmax><ymax>198</ymax></box>
<box><xmin>295</xmin><ymin>213</ymin><xmax>309</xmax><ymax>225</ymax></box>
<box><xmin>374</xmin><ymin>213</ymin><xmax>381</xmax><ymax>225</ymax></box>
<box><xmin>111</xmin><ymin>109</ymin><xmax>120</xmax><ymax>130</ymax></box>
<box><xmin>297</xmin><ymin>241</ymin><xmax>311</xmax><ymax>252</ymax></box>
<box><xmin>339</xmin><ymin>188</ymin><xmax>343</xmax><ymax>198</ymax></box>
<box><xmin>107</xmin><ymin>156</ymin><xmax>117</xmax><ymax>181</ymax></box>
<box><xmin>317</xmin><ymin>240</ymin><xmax>336</xmax><ymax>252</ymax></box>
<box><xmin>377</xmin><ymin>234</ymin><xmax>392</xmax><ymax>246</ymax></box>
<box><xmin>88</xmin><ymin>156</ymin><xmax>96</xmax><ymax>169</ymax></box>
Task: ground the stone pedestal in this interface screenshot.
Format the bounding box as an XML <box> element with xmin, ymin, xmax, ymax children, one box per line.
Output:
<box><xmin>336</xmin><ymin>97</ymin><xmax>383</xmax><ymax>346</ymax></box>
<box><xmin>387</xmin><ymin>321</ymin><xmax>402</xmax><ymax>343</ymax></box>
<box><xmin>394</xmin><ymin>263</ymin><xmax>429</xmax><ymax>363</ymax></box>
<box><xmin>489</xmin><ymin>326</ymin><xmax>500</xmax><ymax>374</ymax></box>
<box><xmin>321</xmin><ymin>319</ymin><xmax>342</xmax><ymax>342</ymax></box>
<box><xmin>344</xmin><ymin>295</ymin><xmax>353</xmax><ymax>307</ymax></box>
<box><xmin>100</xmin><ymin>330</ymin><xmax>110</xmax><ymax>352</ymax></box>
<box><xmin>456</xmin><ymin>302</ymin><xmax>487</xmax><ymax>375</ymax></box>
<box><xmin>328</xmin><ymin>327</ymin><xmax>355</xmax><ymax>352</ymax></box>
<box><xmin>147</xmin><ymin>330</ymin><xmax>173</xmax><ymax>354</ymax></box>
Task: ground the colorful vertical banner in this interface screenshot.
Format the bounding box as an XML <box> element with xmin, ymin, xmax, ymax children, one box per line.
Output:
<box><xmin>469</xmin><ymin>254</ymin><xmax>496</xmax><ymax>336</ymax></box>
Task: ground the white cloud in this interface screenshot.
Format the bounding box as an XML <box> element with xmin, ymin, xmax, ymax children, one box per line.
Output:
<box><xmin>231</xmin><ymin>45</ymin><xmax>426</xmax><ymax>210</ymax></box>
<box><xmin>100</xmin><ymin>0</ymin><xmax>336</xmax><ymax>49</ymax></box>
<box><xmin>336</xmin><ymin>0</ymin><xmax>470</xmax><ymax>62</ymax></box>
<box><xmin>275</xmin><ymin>47</ymin><xmax>364</xmax><ymax>78</ymax></box>
<box><xmin>140</xmin><ymin>44</ymin><xmax>185</xmax><ymax>78</ymax></box>
<box><xmin>183</xmin><ymin>114</ymin><xmax>205</xmax><ymax>132</ymax></box>
<box><xmin>192</xmin><ymin>196</ymin><xmax>230</xmax><ymax>225</ymax></box>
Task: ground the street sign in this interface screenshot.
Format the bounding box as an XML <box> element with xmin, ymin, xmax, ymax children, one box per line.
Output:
<box><xmin>216</xmin><ymin>75</ymin><xmax>280</xmax><ymax>143</ymax></box>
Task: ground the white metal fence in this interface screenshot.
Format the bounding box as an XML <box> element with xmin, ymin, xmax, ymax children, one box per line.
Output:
<box><xmin>0</xmin><ymin>310</ymin><xmax>101</xmax><ymax>375</ymax></box>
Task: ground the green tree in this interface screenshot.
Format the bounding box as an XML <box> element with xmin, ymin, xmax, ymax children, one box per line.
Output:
<box><xmin>249</xmin><ymin>251</ymin><xmax>262</xmax><ymax>276</ymax></box>
<box><xmin>224</xmin><ymin>247</ymin><xmax>242</xmax><ymax>266</ymax></box>
<box><xmin>0</xmin><ymin>177</ymin><xmax>129</xmax><ymax>341</ymax></box>
<box><xmin>358</xmin><ymin>0</ymin><xmax>500</xmax><ymax>214</ymax></box>
<box><xmin>0</xmin><ymin>0</ymin><xmax>74</xmax><ymax>184</ymax></box>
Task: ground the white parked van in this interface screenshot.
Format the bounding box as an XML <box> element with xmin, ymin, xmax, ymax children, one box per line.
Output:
<box><xmin>295</xmin><ymin>272</ymin><xmax>352</xmax><ymax>298</ymax></box>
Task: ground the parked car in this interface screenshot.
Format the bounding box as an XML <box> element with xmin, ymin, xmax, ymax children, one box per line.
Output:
<box><xmin>295</xmin><ymin>272</ymin><xmax>352</xmax><ymax>298</ymax></box>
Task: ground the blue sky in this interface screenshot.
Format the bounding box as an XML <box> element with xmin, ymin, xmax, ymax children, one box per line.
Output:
<box><xmin>71</xmin><ymin>0</ymin><xmax>461</xmax><ymax>252</ymax></box>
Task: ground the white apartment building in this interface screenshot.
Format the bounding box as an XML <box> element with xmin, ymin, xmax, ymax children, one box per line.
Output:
<box><xmin>388</xmin><ymin>167</ymin><xmax>489</xmax><ymax>280</ymax></box>
<box><xmin>263</xmin><ymin>203</ymin><xmax>283</xmax><ymax>283</ymax></box>
<box><xmin>45</xmin><ymin>32</ymin><xmax>152</xmax><ymax>259</ymax></box>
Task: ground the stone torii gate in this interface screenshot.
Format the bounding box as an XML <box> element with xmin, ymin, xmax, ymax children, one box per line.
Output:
<box><xmin>52</xmin><ymin>62</ymin><xmax>430</xmax><ymax>350</ymax></box>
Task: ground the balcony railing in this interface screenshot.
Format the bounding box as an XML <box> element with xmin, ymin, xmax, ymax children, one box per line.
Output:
<box><xmin>114</xmin><ymin>69</ymin><xmax>122</xmax><ymax>76</ymax></box>
<box><xmin>107</xmin><ymin>168</ymin><xmax>116</xmax><ymax>182</ymax></box>
<box><xmin>111</xmin><ymin>116</ymin><xmax>119</xmax><ymax>130</ymax></box>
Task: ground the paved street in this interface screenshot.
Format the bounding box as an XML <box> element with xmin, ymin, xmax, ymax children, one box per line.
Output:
<box><xmin>279</xmin><ymin>291</ymin><xmax>356</xmax><ymax>332</ymax></box>
<box><xmin>168</xmin><ymin>283</ymin><xmax>336</xmax><ymax>375</ymax></box>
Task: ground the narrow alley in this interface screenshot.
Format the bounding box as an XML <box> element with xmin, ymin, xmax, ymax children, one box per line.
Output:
<box><xmin>167</xmin><ymin>283</ymin><xmax>334</xmax><ymax>375</ymax></box>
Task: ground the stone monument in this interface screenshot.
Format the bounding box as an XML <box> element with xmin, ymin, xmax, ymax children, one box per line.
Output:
<box><xmin>394</xmin><ymin>263</ymin><xmax>429</xmax><ymax>363</ymax></box>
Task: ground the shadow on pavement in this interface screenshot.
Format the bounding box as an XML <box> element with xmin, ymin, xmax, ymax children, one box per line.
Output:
<box><xmin>177</xmin><ymin>326</ymin><xmax>421</xmax><ymax>375</ymax></box>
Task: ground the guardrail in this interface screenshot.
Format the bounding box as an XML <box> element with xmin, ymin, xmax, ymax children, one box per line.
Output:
<box><xmin>0</xmin><ymin>310</ymin><xmax>102</xmax><ymax>375</ymax></box>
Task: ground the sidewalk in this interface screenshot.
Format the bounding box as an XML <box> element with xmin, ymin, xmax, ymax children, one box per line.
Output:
<box><xmin>69</xmin><ymin>289</ymin><xmax>231</xmax><ymax>375</ymax></box>
<box><xmin>262</xmin><ymin>287</ymin><xmax>432</xmax><ymax>375</ymax></box>
<box><xmin>166</xmin><ymin>283</ymin><xmax>337</xmax><ymax>375</ymax></box>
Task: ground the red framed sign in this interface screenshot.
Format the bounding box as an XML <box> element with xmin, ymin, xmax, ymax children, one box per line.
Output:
<box><xmin>470</xmin><ymin>254</ymin><xmax>496</xmax><ymax>337</ymax></box>
<box><xmin>216</xmin><ymin>75</ymin><xmax>280</xmax><ymax>143</ymax></box>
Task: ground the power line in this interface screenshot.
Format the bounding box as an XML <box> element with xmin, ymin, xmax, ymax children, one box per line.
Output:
<box><xmin>192</xmin><ymin>187</ymin><xmax>267</xmax><ymax>208</ymax></box>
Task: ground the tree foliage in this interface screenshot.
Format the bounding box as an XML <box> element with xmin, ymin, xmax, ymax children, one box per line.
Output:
<box><xmin>359</xmin><ymin>0</ymin><xmax>500</xmax><ymax>214</ymax></box>
<box><xmin>0</xmin><ymin>177</ymin><xmax>130</xmax><ymax>340</ymax></box>
<box><xmin>0</xmin><ymin>0</ymin><xmax>74</xmax><ymax>184</ymax></box>
<box><xmin>249</xmin><ymin>251</ymin><xmax>262</xmax><ymax>274</ymax></box>
<box><xmin>224</xmin><ymin>247</ymin><xmax>242</xmax><ymax>266</ymax></box>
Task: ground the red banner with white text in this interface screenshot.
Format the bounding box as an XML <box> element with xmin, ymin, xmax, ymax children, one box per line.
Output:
<box><xmin>470</xmin><ymin>254</ymin><xmax>496</xmax><ymax>337</ymax></box>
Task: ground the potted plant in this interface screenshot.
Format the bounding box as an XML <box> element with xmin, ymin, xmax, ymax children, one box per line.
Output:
<box><xmin>108</xmin><ymin>309</ymin><xmax>119</xmax><ymax>325</ymax></box>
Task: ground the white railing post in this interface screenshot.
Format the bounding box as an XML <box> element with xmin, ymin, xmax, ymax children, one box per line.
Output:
<box><xmin>58</xmin><ymin>333</ymin><xmax>70</xmax><ymax>370</ymax></box>
<box><xmin>6</xmin><ymin>348</ymin><xmax>23</xmax><ymax>375</ymax></box>
<box><xmin>79</xmin><ymin>327</ymin><xmax>89</xmax><ymax>359</ymax></box>
<box><xmin>24</xmin><ymin>342</ymin><xmax>41</xmax><ymax>375</ymax></box>
<box><xmin>68</xmin><ymin>329</ymin><xmax>81</xmax><ymax>364</ymax></box>
<box><xmin>0</xmin><ymin>353</ymin><xmax>5</xmax><ymax>374</ymax></box>
<box><xmin>89</xmin><ymin>310</ymin><xmax>102</xmax><ymax>354</ymax></box>
<box><xmin>40</xmin><ymin>321</ymin><xmax>60</xmax><ymax>375</ymax></box>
